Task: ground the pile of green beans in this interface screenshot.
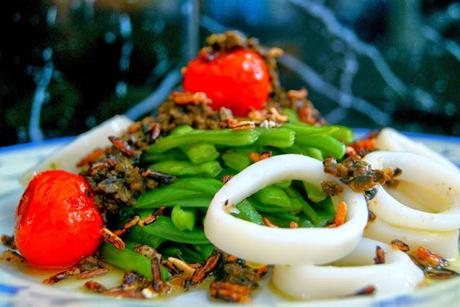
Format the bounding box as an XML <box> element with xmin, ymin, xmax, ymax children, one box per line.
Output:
<box><xmin>104</xmin><ymin>111</ymin><xmax>352</xmax><ymax>272</ymax></box>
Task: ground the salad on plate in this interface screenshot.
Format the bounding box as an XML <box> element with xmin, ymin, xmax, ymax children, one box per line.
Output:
<box><xmin>2</xmin><ymin>31</ymin><xmax>460</xmax><ymax>304</ymax></box>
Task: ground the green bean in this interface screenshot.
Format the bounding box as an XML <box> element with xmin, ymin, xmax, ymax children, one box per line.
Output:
<box><xmin>303</xmin><ymin>182</ymin><xmax>327</xmax><ymax>203</ymax></box>
<box><xmin>137</xmin><ymin>188</ymin><xmax>206</xmax><ymax>209</ymax></box>
<box><xmin>234</xmin><ymin>199</ymin><xmax>263</xmax><ymax>225</ymax></box>
<box><xmin>284</xmin><ymin>123</ymin><xmax>353</xmax><ymax>144</ymax></box>
<box><xmin>303</xmin><ymin>147</ymin><xmax>324</xmax><ymax>160</ymax></box>
<box><xmin>255</xmin><ymin>127</ymin><xmax>295</xmax><ymax>148</ymax></box>
<box><xmin>295</xmin><ymin>135</ymin><xmax>346</xmax><ymax>159</ymax></box>
<box><xmin>160</xmin><ymin>244</ymin><xmax>211</xmax><ymax>263</ymax></box>
<box><xmin>222</xmin><ymin>150</ymin><xmax>251</xmax><ymax>171</ymax></box>
<box><xmin>254</xmin><ymin>185</ymin><xmax>291</xmax><ymax>208</ymax></box>
<box><xmin>175</xmin><ymin>177</ymin><xmax>222</xmax><ymax>193</ymax></box>
<box><xmin>150</xmin><ymin>160</ymin><xmax>222</xmax><ymax>177</ymax></box>
<box><xmin>185</xmin><ymin>143</ymin><xmax>219</xmax><ymax>164</ymax></box>
<box><xmin>298</xmin><ymin>218</ymin><xmax>314</xmax><ymax>228</ymax></box>
<box><xmin>138</xmin><ymin>196</ymin><xmax>211</xmax><ymax>209</ymax></box>
<box><xmin>160</xmin><ymin>264</ymin><xmax>171</xmax><ymax>281</ymax></box>
<box><xmin>281</xmin><ymin>145</ymin><xmax>323</xmax><ymax>160</ymax></box>
<box><xmin>171</xmin><ymin>206</ymin><xmax>196</xmax><ymax>231</ymax></box>
<box><xmin>194</xmin><ymin>244</ymin><xmax>215</xmax><ymax>260</ymax></box>
<box><xmin>170</xmin><ymin>197</ymin><xmax>213</xmax><ymax>208</ymax></box>
<box><xmin>218</xmin><ymin>168</ymin><xmax>238</xmax><ymax>180</ymax></box>
<box><xmin>274</xmin><ymin>180</ymin><xmax>292</xmax><ymax>189</ymax></box>
<box><xmin>249</xmin><ymin>195</ymin><xmax>302</xmax><ymax>213</ymax></box>
<box><xmin>101</xmin><ymin>243</ymin><xmax>152</xmax><ymax>280</ymax></box>
<box><xmin>285</xmin><ymin>187</ymin><xmax>320</xmax><ymax>225</ymax></box>
<box><xmin>170</xmin><ymin>125</ymin><xmax>194</xmax><ymax>135</ymax></box>
<box><xmin>141</xmin><ymin>149</ymin><xmax>187</xmax><ymax>164</ymax></box>
<box><xmin>141</xmin><ymin>216</ymin><xmax>210</xmax><ymax>244</ymax></box>
<box><xmin>264</xmin><ymin>213</ymin><xmax>300</xmax><ymax>228</ymax></box>
<box><xmin>281</xmin><ymin>108</ymin><xmax>300</xmax><ymax>123</ymax></box>
<box><xmin>312</xmin><ymin>197</ymin><xmax>336</xmax><ymax>227</ymax></box>
<box><xmin>136</xmin><ymin>177</ymin><xmax>221</xmax><ymax>209</ymax></box>
<box><xmin>148</xmin><ymin>129</ymin><xmax>260</xmax><ymax>153</ymax></box>
<box><xmin>168</xmin><ymin>177</ymin><xmax>223</xmax><ymax>195</ymax></box>
<box><xmin>126</xmin><ymin>225</ymin><xmax>165</xmax><ymax>249</ymax></box>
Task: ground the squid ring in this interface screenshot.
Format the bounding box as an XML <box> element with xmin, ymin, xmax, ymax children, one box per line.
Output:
<box><xmin>364</xmin><ymin>217</ymin><xmax>459</xmax><ymax>259</ymax></box>
<box><xmin>204</xmin><ymin>154</ymin><xmax>368</xmax><ymax>265</ymax></box>
<box><xmin>272</xmin><ymin>238</ymin><xmax>424</xmax><ymax>300</ymax></box>
<box><xmin>364</xmin><ymin>151</ymin><xmax>460</xmax><ymax>231</ymax></box>
<box><xmin>376</xmin><ymin>128</ymin><xmax>458</xmax><ymax>171</ymax></box>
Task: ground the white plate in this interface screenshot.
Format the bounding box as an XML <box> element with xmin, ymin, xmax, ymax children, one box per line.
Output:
<box><xmin>1</xmin><ymin>132</ymin><xmax>460</xmax><ymax>306</ymax></box>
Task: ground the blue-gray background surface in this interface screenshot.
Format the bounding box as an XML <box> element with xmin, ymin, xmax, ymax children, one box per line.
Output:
<box><xmin>1</xmin><ymin>0</ymin><xmax>459</xmax><ymax>146</ymax></box>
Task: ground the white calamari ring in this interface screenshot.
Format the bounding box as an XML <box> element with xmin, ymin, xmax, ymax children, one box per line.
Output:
<box><xmin>364</xmin><ymin>151</ymin><xmax>460</xmax><ymax>231</ymax></box>
<box><xmin>204</xmin><ymin>154</ymin><xmax>368</xmax><ymax>265</ymax></box>
<box><xmin>272</xmin><ymin>238</ymin><xmax>424</xmax><ymax>300</ymax></box>
<box><xmin>364</xmin><ymin>217</ymin><xmax>459</xmax><ymax>259</ymax></box>
<box><xmin>376</xmin><ymin>128</ymin><xmax>458</xmax><ymax>171</ymax></box>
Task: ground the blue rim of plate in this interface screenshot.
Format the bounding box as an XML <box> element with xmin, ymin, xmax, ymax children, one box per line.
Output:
<box><xmin>0</xmin><ymin>136</ymin><xmax>75</xmax><ymax>154</ymax></box>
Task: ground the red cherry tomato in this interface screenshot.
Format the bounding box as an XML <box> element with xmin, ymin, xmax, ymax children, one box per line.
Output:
<box><xmin>15</xmin><ymin>170</ymin><xmax>103</xmax><ymax>269</ymax></box>
<box><xmin>183</xmin><ymin>48</ymin><xmax>271</xmax><ymax>116</ymax></box>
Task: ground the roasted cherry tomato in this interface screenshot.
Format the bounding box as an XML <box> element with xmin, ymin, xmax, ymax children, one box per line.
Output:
<box><xmin>183</xmin><ymin>48</ymin><xmax>270</xmax><ymax>116</ymax></box>
<box><xmin>15</xmin><ymin>170</ymin><xmax>103</xmax><ymax>269</ymax></box>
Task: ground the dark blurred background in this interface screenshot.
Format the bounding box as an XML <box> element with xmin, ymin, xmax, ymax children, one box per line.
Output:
<box><xmin>1</xmin><ymin>0</ymin><xmax>460</xmax><ymax>147</ymax></box>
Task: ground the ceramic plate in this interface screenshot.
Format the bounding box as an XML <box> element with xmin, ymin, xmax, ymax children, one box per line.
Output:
<box><xmin>1</xmin><ymin>131</ymin><xmax>460</xmax><ymax>306</ymax></box>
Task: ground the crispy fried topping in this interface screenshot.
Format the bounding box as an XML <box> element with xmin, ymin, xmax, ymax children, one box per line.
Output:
<box><xmin>246</xmin><ymin>107</ymin><xmax>288</xmax><ymax>124</ymax></box>
<box><xmin>139</xmin><ymin>207</ymin><xmax>165</xmax><ymax>227</ymax></box>
<box><xmin>43</xmin><ymin>257</ymin><xmax>108</xmax><ymax>285</ymax></box>
<box><xmin>425</xmin><ymin>268</ymin><xmax>459</xmax><ymax>280</ymax></box>
<box><xmin>226</xmin><ymin>119</ymin><xmax>256</xmax><ymax>131</ymax></box>
<box><xmin>151</xmin><ymin>257</ymin><xmax>164</xmax><ymax>292</ymax></box>
<box><xmin>373</xmin><ymin>246</ymin><xmax>386</xmax><ymax>264</ymax></box>
<box><xmin>124</xmin><ymin>215</ymin><xmax>140</xmax><ymax>229</ymax></box>
<box><xmin>79</xmin><ymin>116</ymin><xmax>163</xmax><ymax>214</ymax></box>
<box><xmin>348</xmin><ymin>285</ymin><xmax>376</xmax><ymax>296</ymax></box>
<box><xmin>84</xmin><ymin>280</ymin><xmax>107</xmax><ymax>293</ymax></box>
<box><xmin>334</xmin><ymin>201</ymin><xmax>347</xmax><ymax>227</ymax></box>
<box><xmin>408</xmin><ymin>246</ymin><xmax>458</xmax><ymax>280</ymax></box>
<box><xmin>287</xmin><ymin>88</ymin><xmax>308</xmax><ymax>100</ymax></box>
<box><xmin>415</xmin><ymin>246</ymin><xmax>448</xmax><ymax>268</ymax></box>
<box><xmin>133</xmin><ymin>245</ymin><xmax>158</xmax><ymax>260</ymax></box>
<box><xmin>368</xmin><ymin>209</ymin><xmax>376</xmax><ymax>222</ymax></box>
<box><xmin>248</xmin><ymin>151</ymin><xmax>272</xmax><ymax>162</ymax></box>
<box><xmin>101</xmin><ymin>228</ymin><xmax>125</xmax><ymax>250</ymax></box>
<box><xmin>350</xmin><ymin>132</ymin><xmax>377</xmax><ymax>157</ymax></box>
<box><xmin>210</xmin><ymin>281</ymin><xmax>251</xmax><ymax>303</ymax></box>
<box><xmin>1</xmin><ymin>235</ymin><xmax>16</xmax><ymax>249</ymax></box>
<box><xmin>221</xmin><ymin>175</ymin><xmax>233</xmax><ymax>184</ymax></box>
<box><xmin>323</xmin><ymin>156</ymin><xmax>402</xmax><ymax>193</ymax></box>
<box><xmin>172</xmin><ymin>91</ymin><xmax>211</xmax><ymax>105</ymax></box>
<box><xmin>1</xmin><ymin>250</ymin><xmax>24</xmax><ymax>263</ymax></box>
<box><xmin>114</xmin><ymin>215</ymin><xmax>141</xmax><ymax>235</ymax></box>
<box><xmin>267</xmin><ymin>47</ymin><xmax>284</xmax><ymax>58</ymax></box>
<box><xmin>168</xmin><ymin>257</ymin><xmax>196</xmax><ymax>279</ymax></box>
<box><xmin>109</xmin><ymin>136</ymin><xmax>138</xmax><ymax>157</ymax></box>
<box><xmin>192</xmin><ymin>254</ymin><xmax>221</xmax><ymax>284</ymax></box>
<box><xmin>140</xmin><ymin>169</ymin><xmax>176</xmax><ymax>184</ymax></box>
<box><xmin>77</xmin><ymin>149</ymin><xmax>107</xmax><ymax>167</ymax></box>
<box><xmin>85</xmin><ymin>272</ymin><xmax>152</xmax><ymax>299</ymax></box>
<box><xmin>391</xmin><ymin>240</ymin><xmax>410</xmax><ymax>252</ymax></box>
<box><xmin>262</xmin><ymin>217</ymin><xmax>278</xmax><ymax>228</ymax></box>
<box><xmin>321</xmin><ymin>180</ymin><xmax>344</xmax><ymax>196</ymax></box>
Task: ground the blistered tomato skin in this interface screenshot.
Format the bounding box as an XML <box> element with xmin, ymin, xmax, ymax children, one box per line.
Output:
<box><xmin>183</xmin><ymin>48</ymin><xmax>271</xmax><ymax>116</ymax></box>
<box><xmin>15</xmin><ymin>170</ymin><xmax>104</xmax><ymax>269</ymax></box>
